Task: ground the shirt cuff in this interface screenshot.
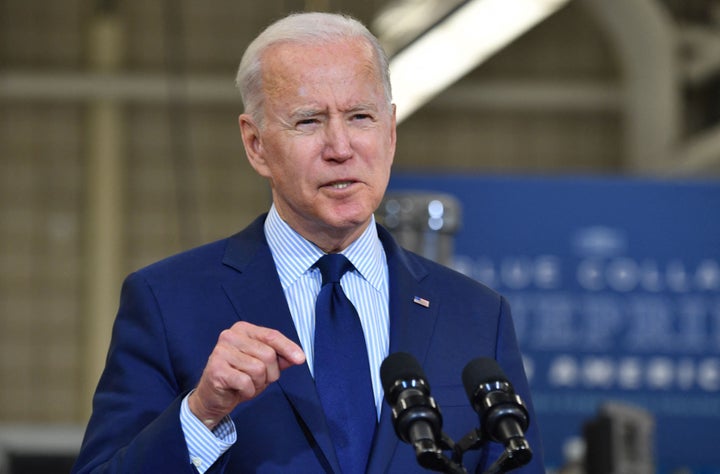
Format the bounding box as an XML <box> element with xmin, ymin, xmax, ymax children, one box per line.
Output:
<box><xmin>180</xmin><ymin>391</ymin><xmax>237</xmax><ymax>473</ymax></box>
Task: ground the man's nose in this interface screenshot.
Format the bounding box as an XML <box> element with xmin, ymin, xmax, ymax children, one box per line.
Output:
<box><xmin>323</xmin><ymin>119</ymin><xmax>353</xmax><ymax>161</ymax></box>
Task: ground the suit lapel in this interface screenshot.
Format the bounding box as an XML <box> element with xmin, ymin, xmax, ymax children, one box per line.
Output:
<box><xmin>367</xmin><ymin>226</ymin><xmax>440</xmax><ymax>474</ymax></box>
<box><xmin>221</xmin><ymin>216</ymin><xmax>341</xmax><ymax>473</ymax></box>
<box><xmin>220</xmin><ymin>218</ymin><xmax>440</xmax><ymax>474</ymax></box>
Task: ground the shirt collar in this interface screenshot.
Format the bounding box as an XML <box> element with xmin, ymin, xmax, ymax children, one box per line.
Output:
<box><xmin>264</xmin><ymin>204</ymin><xmax>386</xmax><ymax>292</ymax></box>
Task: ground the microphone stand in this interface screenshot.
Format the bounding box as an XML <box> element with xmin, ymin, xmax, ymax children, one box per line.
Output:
<box><xmin>448</xmin><ymin>428</ymin><xmax>533</xmax><ymax>474</ymax></box>
<box><xmin>413</xmin><ymin>432</ymin><xmax>468</xmax><ymax>474</ymax></box>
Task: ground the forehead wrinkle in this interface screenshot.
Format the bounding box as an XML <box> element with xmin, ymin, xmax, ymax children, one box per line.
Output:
<box><xmin>261</xmin><ymin>39</ymin><xmax>389</xmax><ymax>119</ymax></box>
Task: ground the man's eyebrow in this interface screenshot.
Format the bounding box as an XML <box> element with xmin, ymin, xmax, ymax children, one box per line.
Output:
<box><xmin>288</xmin><ymin>103</ymin><xmax>379</xmax><ymax>120</ymax></box>
<box><xmin>347</xmin><ymin>103</ymin><xmax>377</xmax><ymax>112</ymax></box>
<box><xmin>335</xmin><ymin>105</ymin><xmax>378</xmax><ymax>119</ymax></box>
<box><xmin>290</xmin><ymin>108</ymin><xmax>325</xmax><ymax>120</ymax></box>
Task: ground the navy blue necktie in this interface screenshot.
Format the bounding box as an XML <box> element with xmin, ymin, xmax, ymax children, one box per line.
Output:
<box><xmin>314</xmin><ymin>254</ymin><xmax>376</xmax><ymax>474</ymax></box>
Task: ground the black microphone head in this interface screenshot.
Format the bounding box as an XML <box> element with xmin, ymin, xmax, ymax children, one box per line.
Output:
<box><xmin>461</xmin><ymin>357</ymin><xmax>509</xmax><ymax>401</ymax></box>
<box><xmin>380</xmin><ymin>352</ymin><xmax>443</xmax><ymax>453</ymax></box>
<box><xmin>462</xmin><ymin>357</ymin><xmax>530</xmax><ymax>445</ymax></box>
<box><xmin>380</xmin><ymin>352</ymin><xmax>427</xmax><ymax>404</ymax></box>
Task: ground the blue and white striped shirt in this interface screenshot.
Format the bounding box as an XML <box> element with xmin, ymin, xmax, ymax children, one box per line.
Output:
<box><xmin>181</xmin><ymin>205</ymin><xmax>390</xmax><ymax>472</ymax></box>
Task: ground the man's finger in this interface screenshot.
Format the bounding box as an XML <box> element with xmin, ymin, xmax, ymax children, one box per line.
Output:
<box><xmin>237</xmin><ymin>322</ymin><xmax>306</xmax><ymax>367</ymax></box>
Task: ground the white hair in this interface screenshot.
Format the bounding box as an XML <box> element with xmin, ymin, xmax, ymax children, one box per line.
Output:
<box><xmin>235</xmin><ymin>12</ymin><xmax>392</xmax><ymax>124</ymax></box>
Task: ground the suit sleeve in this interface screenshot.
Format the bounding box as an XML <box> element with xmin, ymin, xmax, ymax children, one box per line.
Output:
<box><xmin>71</xmin><ymin>272</ymin><xmax>229</xmax><ymax>474</ymax></box>
<box><xmin>491</xmin><ymin>295</ymin><xmax>546</xmax><ymax>474</ymax></box>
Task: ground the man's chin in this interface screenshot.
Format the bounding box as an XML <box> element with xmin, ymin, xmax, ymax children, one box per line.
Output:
<box><xmin>326</xmin><ymin>210</ymin><xmax>372</xmax><ymax>230</ymax></box>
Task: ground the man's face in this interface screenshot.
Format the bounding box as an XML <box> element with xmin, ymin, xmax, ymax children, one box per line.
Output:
<box><xmin>239</xmin><ymin>38</ymin><xmax>396</xmax><ymax>252</ymax></box>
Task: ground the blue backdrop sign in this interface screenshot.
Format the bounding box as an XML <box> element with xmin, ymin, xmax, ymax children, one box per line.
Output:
<box><xmin>387</xmin><ymin>174</ymin><xmax>720</xmax><ymax>473</ymax></box>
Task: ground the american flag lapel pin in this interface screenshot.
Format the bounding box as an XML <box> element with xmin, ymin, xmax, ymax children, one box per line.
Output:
<box><xmin>413</xmin><ymin>296</ymin><xmax>430</xmax><ymax>308</ymax></box>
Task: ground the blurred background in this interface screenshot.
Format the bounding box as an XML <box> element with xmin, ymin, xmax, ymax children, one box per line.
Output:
<box><xmin>1</xmin><ymin>0</ymin><xmax>719</xmax><ymax>472</ymax></box>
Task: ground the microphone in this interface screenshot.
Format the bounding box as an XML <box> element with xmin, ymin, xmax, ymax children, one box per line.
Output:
<box><xmin>461</xmin><ymin>358</ymin><xmax>532</xmax><ymax>469</ymax></box>
<box><xmin>380</xmin><ymin>352</ymin><xmax>446</xmax><ymax>471</ymax></box>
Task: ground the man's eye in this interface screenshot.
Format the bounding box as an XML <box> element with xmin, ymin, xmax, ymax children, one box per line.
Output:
<box><xmin>297</xmin><ymin>119</ymin><xmax>318</xmax><ymax>126</ymax></box>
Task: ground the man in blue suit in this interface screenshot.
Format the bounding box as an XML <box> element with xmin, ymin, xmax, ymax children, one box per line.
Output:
<box><xmin>73</xmin><ymin>11</ymin><xmax>544</xmax><ymax>474</ymax></box>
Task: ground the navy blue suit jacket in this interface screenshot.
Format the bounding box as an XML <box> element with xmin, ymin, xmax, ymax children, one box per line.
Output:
<box><xmin>73</xmin><ymin>215</ymin><xmax>545</xmax><ymax>473</ymax></box>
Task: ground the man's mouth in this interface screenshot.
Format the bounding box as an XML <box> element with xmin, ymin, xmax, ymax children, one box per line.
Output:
<box><xmin>328</xmin><ymin>181</ymin><xmax>353</xmax><ymax>190</ymax></box>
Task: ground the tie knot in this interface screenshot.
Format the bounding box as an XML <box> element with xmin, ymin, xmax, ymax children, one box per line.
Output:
<box><xmin>315</xmin><ymin>253</ymin><xmax>353</xmax><ymax>285</ymax></box>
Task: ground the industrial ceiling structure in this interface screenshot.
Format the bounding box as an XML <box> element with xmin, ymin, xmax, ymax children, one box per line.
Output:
<box><xmin>2</xmin><ymin>0</ymin><xmax>720</xmax><ymax>175</ymax></box>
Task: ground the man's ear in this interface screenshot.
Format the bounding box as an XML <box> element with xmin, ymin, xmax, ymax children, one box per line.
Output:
<box><xmin>239</xmin><ymin>114</ymin><xmax>271</xmax><ymax>178</ymax></box>
<box><xmin>389</xmin><ymin>103</ymin><xmax>397</xmax><ymax>162</ymax></box>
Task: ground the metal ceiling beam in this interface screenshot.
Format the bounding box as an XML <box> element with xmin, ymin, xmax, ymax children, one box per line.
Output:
<box><xmin>580</xmin><ymin>0</ymin><xmax>681</xmax><ymax>174</ymax></box>
<box><xmin>0</xmin><ymin>71</ymin><xmax>238</xmax><ymax>104</ymax></box>
<box><xmin>0</xmin><ymin>73</ymin><xmax>619</xmax><ymax>113</ymax></box>
<box><xmin>429</xmin><ymin>79</ymin><xmax>621</xmax><ymax>112</ymax></box>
